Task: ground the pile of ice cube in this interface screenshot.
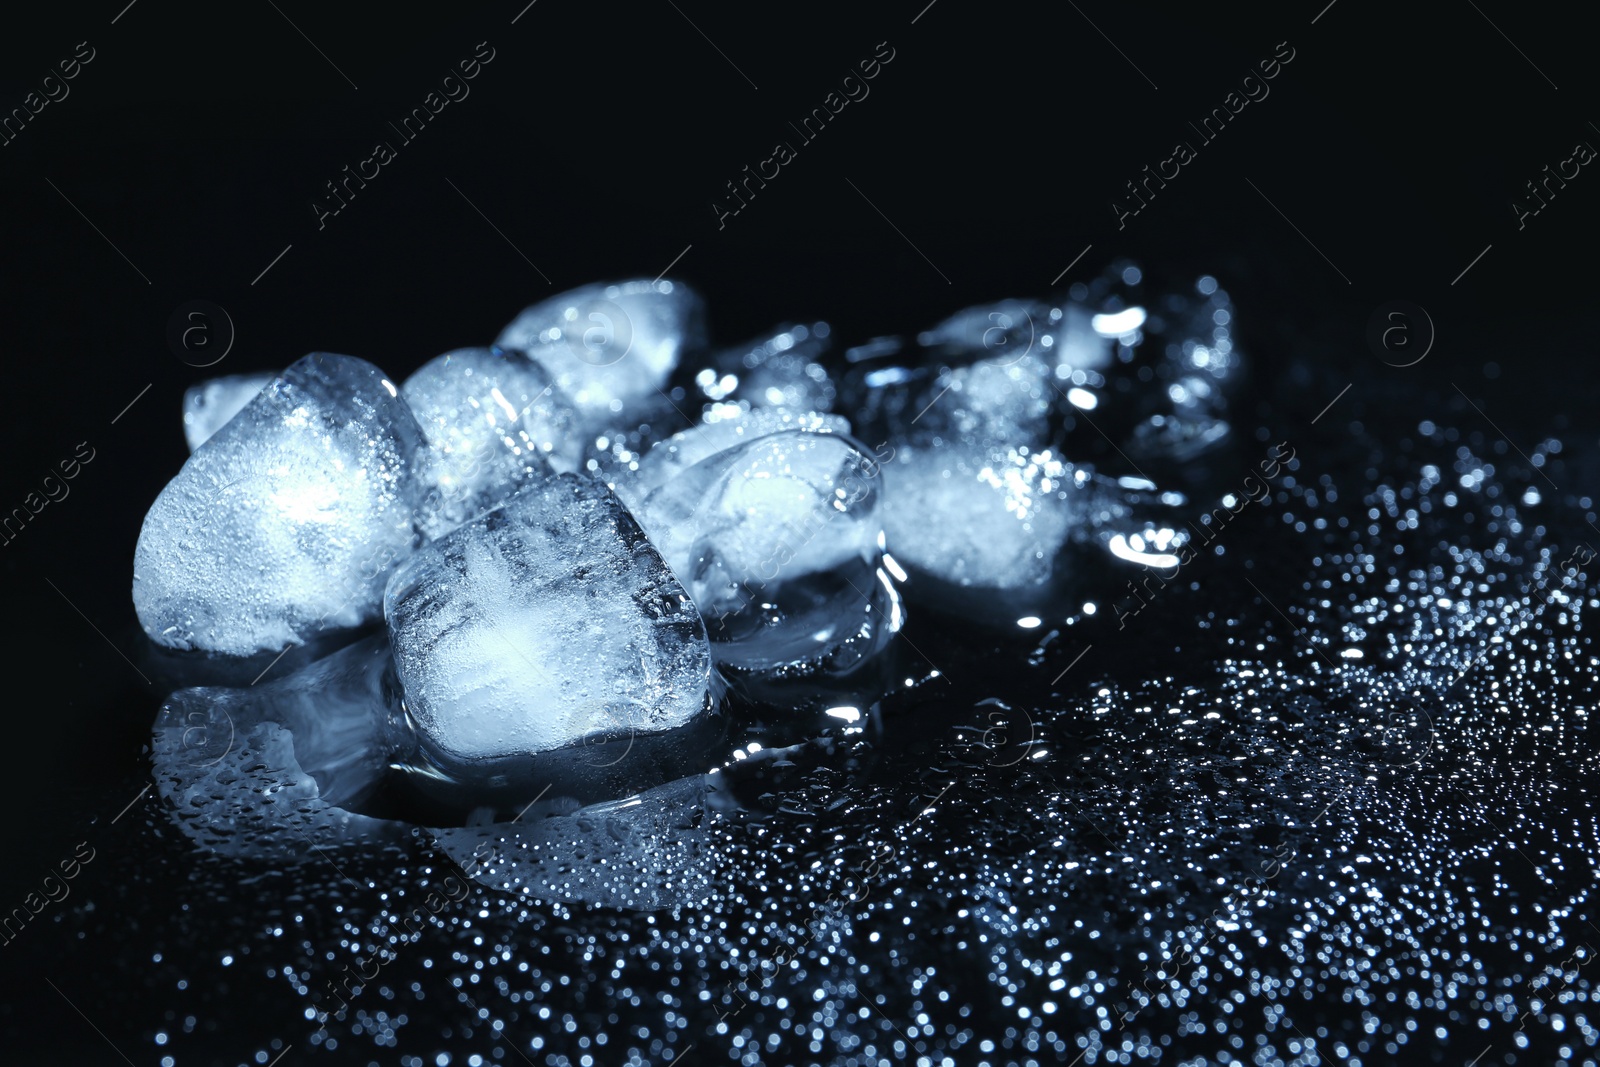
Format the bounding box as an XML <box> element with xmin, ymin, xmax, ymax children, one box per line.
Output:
<box><xmin>141</xmin><ymin>268</ymin><xmax>1238</xmax><ymax>827</ymax></box>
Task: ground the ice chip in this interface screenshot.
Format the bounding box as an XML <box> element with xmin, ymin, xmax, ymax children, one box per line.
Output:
<box><xmin>629</xmin><ymin>430</ymin><xmax>900</xmax><ymax>671</ymax></box>
<box><xmin>882</xmin><ymin>443</ymin><xmax>1073</xmax><ymax>591</ymax></box>
<box><xmin>401</xmin><ymin>346</ymin><xmax>580</xmax><ymax>537</ymax></box>
<box><xmin>496</xmin><ymin>279</ymin><xmax>706</xmax><ymax>423</ymax></box>
<box><xmin>182</xmin><ymin>371</ymin><xmax>277</xmax><ymax>451</ymax></box>
<box><xmin>384</xmin><ymin>474</ymin><xmax>714</xmax><ymax>779</ymax></box>
<box><xmin>134</xmin><ymin>353</ymin><xmax>427</xmax><ymax>655</ymax></box>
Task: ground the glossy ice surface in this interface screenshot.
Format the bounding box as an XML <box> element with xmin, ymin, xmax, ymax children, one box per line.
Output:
<box><xmin>384</xmin><ymin>474</ymin><xmax>712</xmax><ymax>766</ymax></box>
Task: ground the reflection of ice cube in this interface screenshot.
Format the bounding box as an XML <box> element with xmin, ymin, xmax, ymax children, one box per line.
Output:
<box><xmin>882</xmin><ymin>443</ymin><xmax>1073</xmax><ymax>591</ymax></box>
<box><xmin>135</xmin><ymin>353</ymin><xmax>427</xmax><ymax>655</ymax></box>
<box><xmin>630</xmin><ymin>431</ymin><xmax>899</xmax><ymax>670</ymax></box>
<box><xmin>496</xmin><ymin>279</ymin><xmax>705</xmax><ymax>423</ymax></box>
<box><xmin>384</xmin><ymin>474</ymin><xmax>713</xmax><ymax>772</ymax></box>
<box><xmin>150</xmin><ymin>635</ymin><xmax>408</xmax><ymax>858</ymax></box>
<box><xmin>401</xmin><ymin>346</ymin><xmax>578</xmax><ymax>538</ymax></box>
<box><xmin>433</xmin><ymin>774</ymin><xmax>721</xmax><ymax>911</ymax></box>
<box><xmin>182</xmin><ymin>372</ymin><xmax>277</xmax><ymax>451</ymax></box>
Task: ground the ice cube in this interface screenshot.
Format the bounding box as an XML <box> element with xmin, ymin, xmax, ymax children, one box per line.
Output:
<box><xmin>923</xmin><ymin>353</ymin><xmax>1053</xmax><ymax>445</ymax></box>
<box><xmin>918</xmin><ymin>298</ymin><xmax>1047</xmax><ymax>359</ymax></box>
<box><xmin>847</xmin><ymin>334</ymin><xmax>1067</xmax><ymax>594</ymax></box>
<box><xmin>629</xmin><ymin>430</ymin><xmax>899</xmax><ymax>670</ymax></box>
<box><xmin>690</xmin><ymin>322</ymin><xmax>838</xmax><ymax>415</ymax></box>
<box><xmin>401</xmin><ymin>346</ymin><xmax>579</xmax><ymax>538</ymax></box>
<box><xmin>496</xmin><ymin>279</ymin><xmax>706</xmax><ymax>423</ymax></box>
<box><xmin>1120</xmin><ymin>278</ymin><xmax>1240</xmax><ymax>462</ymax></box>
<box><xmin>384</xmin><ymin>474</ymin><xmax>713</xmax><ymax>776</ymax></box>
<box><xmin>1051</xmin><ymin>303</ymin><xmax>1115</xmax><ymax>373</ymax></box>
<box><xmin>881</xmin><ymin>443</ymin><xmax>1074</xmax><ymax>591</ymax></box>
<box><xmin>134</xmin><ymin>353</ymin><xmax>427</xmax><ymax>655</ymax></box>
<box><xmin>182</xmin><ymin>372</ymin><xmax>277</xmax><ymax>451</ymax></box>
<box><xmin>616</xmin><ymin>406</ymin><xmax>851</xmax><ymax>510</ymax></box>
<box><xmin>850</xmin><ymin>348</ymin><xmax>1053</xmax><ymax>451</ymax></box>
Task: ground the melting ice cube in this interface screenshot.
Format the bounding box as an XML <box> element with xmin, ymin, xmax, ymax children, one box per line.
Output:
<box><xmin>690</xmin><ymin>322</ymin><xmax>838</xmax><ymax>415</ymax></box>
<box><xmin>881</xmin><ymin>443</ymin><xmax>1074</xmax><ymax>591</ymax></box>
<box><xmin>401</xmin><ymin>346</ymin><xmax>579</xmax><ymax>537</ymax></box>
<box><xmin>384</xmin><ymin>474</ymin><xmax>714</xmax><ymax>783</ymax></box>
<box><xmin>496</xmin><ymin>279</ymin><xmax>706</xmax><ymax>424</ymax></box>
<box><xmin>847</xmin><ymin>333</ymin><xmax>1068</xmax><ymax>593</ymax></box>
<box><xmin>629</xmin><ymin>430</ymin><xmax>899</xmax><ymax>671</ymax></box>
<box><xmin>134</xmin><ymin>353</ymin><xmax>427</xmax><ymax>655</ymax></box>
<box><xmin>182</xmin><ymin>372</ymin><xmax>278</xmax><ymax>451</ymax></box>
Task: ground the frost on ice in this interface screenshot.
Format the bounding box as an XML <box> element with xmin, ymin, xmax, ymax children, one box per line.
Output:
<box><xmin>135</xmin><ymin>352</ymin><xmax>427</xmax><ymax>655</ymax></box>
<box><xmin>883</xmin><ymin>443</ymin><xmax>1075</xmax><ymax>591</ymax></box>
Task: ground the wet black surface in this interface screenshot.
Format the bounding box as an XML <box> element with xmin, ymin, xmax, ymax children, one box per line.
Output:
<box><xmin>3</xmin><ymin>3</ymin><xmax>1598</xmax><ymax>1065</ymax></box>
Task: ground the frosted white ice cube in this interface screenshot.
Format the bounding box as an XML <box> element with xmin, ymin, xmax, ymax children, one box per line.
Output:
<box><xmin>134</xmin><ymin>353</ymin><xmax>426</xmax><ymax>655</ymax></box>
<box><xmin>925</xmin><ymin>353</ymin><xmax>1053</xmax><ymax>445</ymax></box>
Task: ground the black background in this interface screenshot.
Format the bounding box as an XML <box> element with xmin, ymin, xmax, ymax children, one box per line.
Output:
<box><xmin>1</xmin><ymin>0</ymin><xmax>1595</xmax><ymax>1062</ymax></box>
